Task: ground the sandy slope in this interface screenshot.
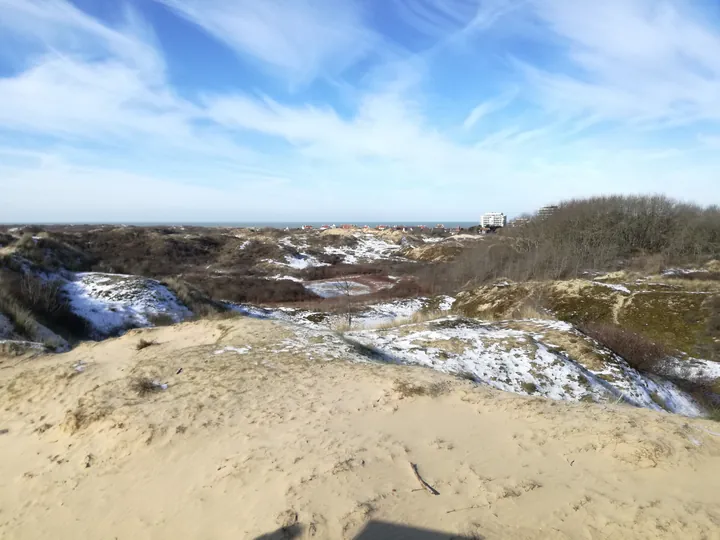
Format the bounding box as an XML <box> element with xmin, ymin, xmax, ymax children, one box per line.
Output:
<box><xmin>1</xmin><ymin>318</ymin><xmax>720</xmax><ymax>540</ymax></box>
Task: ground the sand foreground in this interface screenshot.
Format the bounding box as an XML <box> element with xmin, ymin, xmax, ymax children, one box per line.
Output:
<box><xmin>1</xmin><ymin>317</ymin><xmax>719</xmax><ymax>539</ymax></box>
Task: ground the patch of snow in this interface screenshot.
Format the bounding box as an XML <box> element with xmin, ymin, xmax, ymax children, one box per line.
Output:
<box><xmin>238</xmin><ymin>240</ymin><xmax>251</xmax><ymax>250</ymax></box>
<box><xmin>664</xmin><ymin>357</ymin><xmax>720</xmax><ymax>381</ymax></box>
<box><xmin>345</xmin><ymin>317</ymin><xmax>704</xmax><ymax>417</ymax></box>
<box><xmin>268</xmin><ymin>275</ymin><xmax>304</xmax><ymax>282</ymax></box>
<box><xmin>215</xmin><ymin>346</ymin><xmax>252</xmax><ymax>355</ymax></box>
<box><xmin>662</xmin><ymin>268</ymin><xmax>707</xmax><ymax>276</ymax></box>
<box><xmin>351</xmin><ymin>299</ymin><xmax>427</xmax><ymax>328</ymax></box>
<box><xmin>0</xmin><ymin>339</ymin><xmax>46</xmax><ymax>352</ymax></box>
<box><xmin>284</xmin><ymin>254</ymin><xmax>329</xmax><ymax>269</ymax></box>
<box><xmin>304</xmin><ymin>280</ymin><xmax>372</xmax><ymax>298</ymax></box>
<box><xmin>593</xmin><ymin>282</ymin><xmax>631</xmax><ymax>294</ymax></box>
<box><xmin>323</xmin><ymin>234</ymin><xmax>404</xmax><ymax>264</ymax></box>
<box><xmin>64</xmin><ymin>273</ymin><xmax>193</xmax><ymax>337</ymax></box>
<box><xmin>438</xmin><ymin>296</ymin><xmax>456</xmax><ymax>311</ymax></box>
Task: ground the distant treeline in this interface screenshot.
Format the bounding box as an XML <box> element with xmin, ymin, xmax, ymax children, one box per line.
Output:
<box><xmin>425</xmin><ymin>195</ymin><xmax>720</xmax><ymax>289</ymax></box>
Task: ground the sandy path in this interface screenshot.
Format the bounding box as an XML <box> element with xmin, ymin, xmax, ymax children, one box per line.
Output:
<box><xmin>1</xmin><ymin>317</ymin><xmax>719</xmax><ymax>539</ymax></box>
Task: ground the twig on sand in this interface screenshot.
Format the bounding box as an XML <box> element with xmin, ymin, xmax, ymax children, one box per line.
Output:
<box><xmin>446</xmin><ymin>505</ymin><xmax>481</xmax><ymax>514</ymax></box>
<box><xmin>410</xmin><ymin>462</ymin><xmax>439</xmax><ymax>496</ymax></box>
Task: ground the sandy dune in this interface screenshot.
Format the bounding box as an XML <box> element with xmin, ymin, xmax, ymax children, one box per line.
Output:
<box><xmin>1</xmin><ymin>317</ymin><xmax>720</xmax><ymax>539</ymax></box>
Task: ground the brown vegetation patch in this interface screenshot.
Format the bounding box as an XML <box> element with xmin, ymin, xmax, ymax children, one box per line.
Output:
<box><xmin>580</xmin><ymin>323</ymin><xmax>671</xmax><ymax>375</ymax></box>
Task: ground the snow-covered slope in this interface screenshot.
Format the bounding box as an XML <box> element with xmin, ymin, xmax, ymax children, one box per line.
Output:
<box><xmin>322</xmin><ymin>234</ymin><xmax>403</xmax><ymax>264</ymax></box>
<box><xmin>345</xmin><ymin>317</ymin><xmax>704</xmax><ymax>417</ymax></box>
<box><xmin>64</xmin><ymin>273</ymin><xmax>192</xmax><ymax>337</ymax></box>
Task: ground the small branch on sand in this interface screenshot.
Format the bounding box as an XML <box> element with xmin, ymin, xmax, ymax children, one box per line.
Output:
<box><xmin>410</xmin><ymin>462</ymin><xmax>439</xmax><ymax>496</ymax></box>
<box><xmin>446</xmin><ymin>505</ymin><xmax>481</xmax><ymax>514</ymax></box>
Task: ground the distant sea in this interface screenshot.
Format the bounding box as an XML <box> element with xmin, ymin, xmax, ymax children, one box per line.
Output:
<box><xmin>120</xmin><ymin>221</ymin><xmax>480</xmax><ymax>229</ymax></box>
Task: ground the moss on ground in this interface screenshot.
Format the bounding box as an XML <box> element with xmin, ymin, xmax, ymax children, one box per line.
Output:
<box><xmin>543</xmin><ymin>284</ymin><xmax>616</xmax><ymax>325</ymax></box>
<box><xmin>617</xmin><ymin>292</ymin><xmax>710</xmax><ymax>356</ymax></box>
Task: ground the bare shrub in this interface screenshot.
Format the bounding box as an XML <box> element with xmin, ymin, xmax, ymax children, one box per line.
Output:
<box><xmin>0</xmin><ymin>291</ymin><xmax>37</xmax><ymax>338</ymax></box>
<box><xmin>162</xmin><ymin>277</ymin><xmax>224</xmax><ymax>317</ymax></box>
<box><xmin>393</xmin><ymin>380</ymin><xmax>447</xmax><ymax>398</ymax></box>
<box><xmin>443</xmin><ymin>195</ymin><xmax>720</xmax><ymax>288</ymax></box>
<box><xmin>198</xmin><ymin>276</ymin><xmax>319</xmax><ymax>304</ymax></box>
<box><xmin>303</xmin><ymin>263</ymin><xmax>386</xmax><ymax>280</ymax></box>
<box><xmin>4</xmin><ymin>273</ymin><xmax>89</xmax><ymax>340</ymax></box>
<box><xmin>673</xmin><ymin>272</ymin><xmax>720</xmax><ymax>281</ymax></box>
<box><xmin>135</xmin><ymin>338</ymin><xmax>157</xmax><ymax>351</ymax></box>
<box><xmin>129</xmin><ymin>377</ymin><xmax>163</xmax><ymax>396</ymax></box>
<box><xmin>20</xmin><ymin>274</ymin><xmax>65</xmax><ymax>316</ymax></box>
<box><xmin>580</xmin><ymin>323</ymin><xmax>671</xmax><ymax>375</ymax></box>
<box><xmin>147</xmin><ymin>313</ymin><xmax>176</xmax><ymax>327</ymax></box>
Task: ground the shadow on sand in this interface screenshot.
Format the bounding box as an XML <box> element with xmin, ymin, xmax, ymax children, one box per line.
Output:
<box><xmin>254</xmin><ymin>520</ymin><xmax>483</xmax><ymax>539</ymax></box>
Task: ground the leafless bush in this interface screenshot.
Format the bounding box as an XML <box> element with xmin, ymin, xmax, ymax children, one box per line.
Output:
<box><xmin>0</xmin><ymin>291</ymin><xmax>37</xmax><ymax>338</ymax></box>
<box><xmin>3</xmin><ymin>273</ymin><xmax>89</xmax><ymax>339</ymax></box>
<box><xmin>20</xmin><ymin>274</ymin><xmax>66</xmax><ymax>316</ymax></box>
<box><xmin>673</xmin><ymin>272</ymin><xmax>720</xmax><ymax>281</ymax></box>
<box><xmin>135</xmin><ymin>339</ymin><xmax>157</xmax><ymax>351</ymax></box>
<box><xmin>147</xmin><ymin>313</ymin><xmax>176</xmax><ymax>327</ymax></box>
<box><xmin>303</xmin><ymin>263</ymin><xmax>386</xmax><ymax>280</ymax></box>
<box><xmin>443</xmin><ymin>196</ymin><xmax>720</xmax><ymax>288</ymax></box>
<box><xmin>580</xmin><ymin>323</ymin><xmax>671</xmax><ymax>375</ymax></box>
<box><xmin>129</xmin><ymin>377</ymin><xmax>163</xmax><ymax>396</ymax></box>
<box><xmin>163</xmin><ymin>277</ymin><xmax>224</xmax><ymax>317</ymax></box>
<box><xmin>198</xmin><ymin>276</ymin><xmax>318</xmax><ymax>304</ymax></box>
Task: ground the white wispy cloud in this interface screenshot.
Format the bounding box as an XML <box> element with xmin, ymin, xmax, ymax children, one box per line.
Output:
<box><xmin>463</xmin><ymin>88</ymin><xmax>518</xmax><ymax>129</ymax></box>
<box><xmin>155</xmin><ymin>0</ymin><xmax>383</xmax><ymax>84</ymax></box>
<box><xmin>522</xmin><ymin>0</ymin><xmax>720</xmax><ymax>125</ymax></box>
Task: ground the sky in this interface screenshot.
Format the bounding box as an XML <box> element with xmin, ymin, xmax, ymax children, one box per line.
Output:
<box><xmin>1</xmin><ymin>0</ymin><xmax>720</xmax><ymax>223</ymax></box>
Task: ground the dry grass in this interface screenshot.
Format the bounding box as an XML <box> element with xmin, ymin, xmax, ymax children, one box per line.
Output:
<box><xmin>135</xmin><ymin>339</ymin><xmax>157</xmax><ymax>351</ymax></box>
<box><xmin>652</xmin><ymin>277</ymin><xmax>720</xmax><ymax>292</ymax></box>
<box><xmin>147</xmin><ymin>313</ymin><xmax>176</xmax><ymax>327</ymax></box>
<box><xmin>0</xmin><ymin>292</ymin><xmax>37</xmax><ymax>339</ymax></box>
<box><xmin>129</xmin><ymin>376</ymin><xmax>163</xmax><ymax>396</ymax></box>
<box><xmin>393</xmin><ymin>379</ymin><xmax>447</xmax><ymax>399</ymax></box>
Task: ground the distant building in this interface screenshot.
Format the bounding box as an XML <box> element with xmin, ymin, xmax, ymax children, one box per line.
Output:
<box><xmin>302</xmin><ymin>225</ymin><xmax>314</xmax><ymax>230</ymax></box>
<box><xmin>480</xmin><ymin>212</ymin><xmax>507</xmax><ymax>228</ymax></box>
<box><xmin>538</xmin><ymin>205</ymin><xmax>559</xmax><ymax>220</ymax></box>
<box><xmin>510</xmin><ymin>217</ymin><xmax>530</xmax><ymax>227</ymax></box>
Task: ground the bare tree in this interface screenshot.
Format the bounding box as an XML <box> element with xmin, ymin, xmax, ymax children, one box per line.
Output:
<box><xmin>333</xmin><ymin>277</ymin><xmax>355</xmax><ymax>329</ymax></box>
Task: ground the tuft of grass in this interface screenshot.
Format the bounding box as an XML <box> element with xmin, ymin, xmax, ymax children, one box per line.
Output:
<box><xmin>0</xmin><ymin>291</ymin><xmax>37</xmax><ymax>339</ymax></box>
<box><xmin>129</xmin><ymin>376</ymin><xmax>163</xmax><ymax>396</ymax></box>
<box><xmin>135</xmin><ymin>338</ymin><xmax>157</xmax><ymax>351</ymax></box>
<box><xmin>393</xmin><ymin>380</ymin><xmax>447</xmax><ymax>399</ymax></box>
<box><xmin>707</xmin><ymin>407</ymin><xmax>720</xmax><ymax>422</ymax></box>
<box><xmin>163</xmin><ymin>277</ymin><xmax>226</xmax><ymax>317</ymax></box>
<box><xmin>649</xmin><ymin>391</ymin><xmax>669</xmax><ymax>411</ymax></box>
<box><xmin>521</xmin><ymin>381</ymin><xmax>538</xmax><ymax>394</ymax></box>
<box><xmin>147</xmin><ymin>313</ymin><xmax>175</xmax><ymax>327</ymax></box>
<box><xmin>458</xmin><ymin>371</ymin><xmax>479</xmax><ymax>383</ymax></box>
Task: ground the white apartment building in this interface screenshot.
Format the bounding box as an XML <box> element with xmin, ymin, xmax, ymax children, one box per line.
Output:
<box><xmin>480</xmin><ymin>212</ymin><xmax>507</xmax><ymax>228</ymax></box>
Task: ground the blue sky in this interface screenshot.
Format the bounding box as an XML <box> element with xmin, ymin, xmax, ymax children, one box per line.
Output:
<box><xmin>1</xmin><ymin>0</ymin><xmax>720</xmax><ymax>223</ymax></box>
